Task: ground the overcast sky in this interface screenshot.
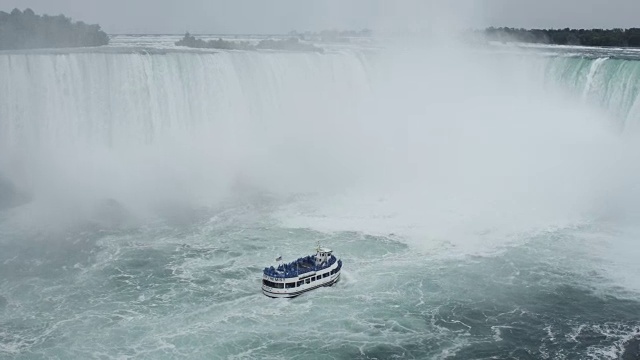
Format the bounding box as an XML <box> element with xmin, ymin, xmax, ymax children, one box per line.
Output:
<box><xmin>1</xmin><ymin>0</ymin><xmax>639</xmax><ymax>34</ymax></box>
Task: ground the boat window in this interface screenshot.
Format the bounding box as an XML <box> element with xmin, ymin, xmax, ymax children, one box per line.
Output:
<box><xmin>297</xmin><ymin>281</ymin><xmax>303</xmax><ymax>287</ymax></box>
<box><xmin>305</xmin><ymin>278</ymin><xmax>310</xmax><ymax>284</ymax></box>
<box><xmin>285</xmin><ymin>282</ymin><xmax>296</xmax><ymax>289</ymax></box>
<box><xmin>323</xmin><ymin>272</ymin><xmax>329</xmax><ymax>278</ymax></box>
<box><xmin>264</xmin><ymin>279</ymin><xmax>285</xmax><ymax>288</ymax></box>
<box><xmin>311</xmin><ymin>276</ymin><xmax>316</xmax><ymax>281</ymax></box>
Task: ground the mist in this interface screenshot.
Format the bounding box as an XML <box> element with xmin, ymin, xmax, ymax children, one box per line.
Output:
<box><xmin>0</xmin><ymin>0</ymin><xmax>638</xmax><ymax>281</ymax></box>
<box><xmin>0</xmin><ymin>37</ymin><xmax>634</xmax><ymax>248</ymax></box>
<box><xmin>276</xmin><ymin>45</ymin><xmax>628</xmax><ymax>250</ymax></box>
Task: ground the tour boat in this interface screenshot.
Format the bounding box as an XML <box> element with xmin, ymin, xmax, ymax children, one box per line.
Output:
<box><xmin>262</xmin><ymin>244</ymin><xmax>342</xmax><ymax>298</ymax></box>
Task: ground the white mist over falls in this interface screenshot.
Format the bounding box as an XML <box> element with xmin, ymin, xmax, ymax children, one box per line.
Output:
<box><xmin>1</xmin><ymin>37</ymin><xmax>640</xmax><ymax>358</ymax></box>
<box><xmin>0</xmin><ymin>44</ymin><xmax>633</xmax><ymax>244</ymax></box>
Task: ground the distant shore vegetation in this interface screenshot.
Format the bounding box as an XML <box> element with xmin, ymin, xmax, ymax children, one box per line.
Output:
<box><xmin>0</xmin><ymin>8</ymin><xmax>109</xmax><ymax>50</ymax></box>
<box><xmin>480</xmin><ymin>27</ymin><xmax>640</xmax><ymax>47</ymax></box>
<box><xmin>176</xmin><ymin>33</ymin><xmax>323</xmax><ymax>52</ymax></box>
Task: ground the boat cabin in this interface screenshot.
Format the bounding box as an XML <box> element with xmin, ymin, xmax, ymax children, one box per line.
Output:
<box><xmin>315</xmin><ymin>247</ymin><xmax>332</xmax><ymax>266</ymax></box>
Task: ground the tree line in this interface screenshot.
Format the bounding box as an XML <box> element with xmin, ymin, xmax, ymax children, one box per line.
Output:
<box><xmin>481</xmin><ymin>27</ymin><xmax>640</xmax><ymax>47</ymax></box>
<box><xmin>175</xmin><ymin>33</ymin><xmax>323</xmax><ymax>52</ymax></box>
<box><xmin>0</xmin><ymin>8</ymin><xmax>109</xmax><ymax>50</ymax></box>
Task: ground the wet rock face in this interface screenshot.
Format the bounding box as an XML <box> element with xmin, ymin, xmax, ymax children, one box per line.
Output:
<box><xmin>0</xmin><ymin>175</ymin><xmax>29</xmax><ymax>210</ymax></box>
<box><xmin>622</xmin><ymin>336</ymin><xmax>640</xmax><ymax>360</ymax></box>
<box><xmin>87</xmin><ymin>198</ymin><xmax>136</xmax><ymax>230</ymax></box>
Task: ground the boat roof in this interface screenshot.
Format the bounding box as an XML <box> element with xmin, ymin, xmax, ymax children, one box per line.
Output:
<box><xmin>318</xmin><ymin>247</ymin><xmax>332</xmax><ymax>253</ymax></box>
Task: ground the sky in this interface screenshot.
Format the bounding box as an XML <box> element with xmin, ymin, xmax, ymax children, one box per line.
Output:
<box><xmin>0</xmin><ymin>0</ymin><xmax>639</xmax><ymax>34</ymax></box>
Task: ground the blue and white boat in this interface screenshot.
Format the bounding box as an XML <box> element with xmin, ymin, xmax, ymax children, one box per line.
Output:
<box><xmin>262</xmin><ymin>244</ymin><xmax>342</xmax><ymax>298</ymax></box>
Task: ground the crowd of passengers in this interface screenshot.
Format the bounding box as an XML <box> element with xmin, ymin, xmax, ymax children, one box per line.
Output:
<box><xmin>263</xmin><ymin>255</ymin><xmax>337</xmax><ymax>278</ymax></box>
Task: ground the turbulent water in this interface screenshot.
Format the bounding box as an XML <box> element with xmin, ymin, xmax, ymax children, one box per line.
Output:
<box><xmin>1</xmin><ymin>35</ymin><xmax>640</xmax><ymax>359</ymax></box>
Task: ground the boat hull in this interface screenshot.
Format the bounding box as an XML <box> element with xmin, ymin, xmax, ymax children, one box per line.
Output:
<box><xmin>262</xmin><ymin>273</ymin><xmax>340</xmax><ymax>298</ymax></box>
